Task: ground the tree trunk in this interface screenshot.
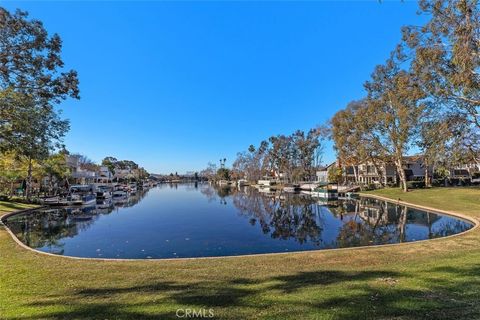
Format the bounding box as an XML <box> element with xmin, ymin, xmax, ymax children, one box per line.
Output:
<box><xmin>395</xmin><ymin>157</ymin><xmax>408</xmax><ymax>192</ymax></box>
<box><xmin>353</xmin><ymin>164</ymin><xmax>359</xmax><ymax>184</ymax></box>
<box><xmin>424</xmin><ymin>158</ymin><xmax>431</xmax><ymax>188</ymax></box>
<box><xmin>370</xmin><ymin>157</ymin><xmax>385</xmax><ymax>187</ymax></box>
<box><xmin>26</xmin><ymin>157</ymin><xmax>33</xmax><ymax>200</ymax></box>
<box><xmin>398</xmin><ymin>205</ymin><xmax>407</xmax><ymax>241</ymax></box>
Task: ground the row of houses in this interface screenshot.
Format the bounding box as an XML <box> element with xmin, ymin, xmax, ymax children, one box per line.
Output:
<box><xmin>66</xmin><ymin>155</ymin><xmax>142</xmax><ymax>184</ymax></box>
<box><xmin>316</xmin><ymin>156</ymin><xmax>480</xmax><ymax>185</ymax></box>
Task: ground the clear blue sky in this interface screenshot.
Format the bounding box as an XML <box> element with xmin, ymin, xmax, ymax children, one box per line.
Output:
<box><xmin>4</xmin><ymin>1</ymin><xmax>425</xmax><ymax>174</ymax></box>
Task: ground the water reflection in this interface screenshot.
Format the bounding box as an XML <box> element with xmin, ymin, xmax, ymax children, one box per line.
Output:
<box><xmin>7</xmin><ymin>189</ymin><xmax>150</xmax><ymax>252</ymax></box>
<box><xmin>4</xmin><ymin>184</ymin><xmax>473</xmax><ymax>259</ymax></box>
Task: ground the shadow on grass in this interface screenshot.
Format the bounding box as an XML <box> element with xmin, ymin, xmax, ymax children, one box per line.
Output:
<box><xmin>7</xmin><ymin>266</ymin><xmax>480</xmax><ymax>320</ymax></box>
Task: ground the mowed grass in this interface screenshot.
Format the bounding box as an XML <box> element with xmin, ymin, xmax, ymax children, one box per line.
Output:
<box><xmin>0</xmin><ymin>200</ymin><xmax>36</xmax><ymax>213</ymax></box>
<box><xmin>1</xmin><ymin>188</ymin><xmax>480</xmax><ymax>319</ymax></box>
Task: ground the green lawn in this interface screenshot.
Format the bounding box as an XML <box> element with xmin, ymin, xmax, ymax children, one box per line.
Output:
<box><xmin>1</xmin><ymin>188</ymin><xmax>480</xmax><ymax>319</ymax></box>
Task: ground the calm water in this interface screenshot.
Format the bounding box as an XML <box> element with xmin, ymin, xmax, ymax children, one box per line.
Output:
<box><xmin>4</xmin><ymin>183</ymin><xmax>473</xmax><ymax>259</ymax></box>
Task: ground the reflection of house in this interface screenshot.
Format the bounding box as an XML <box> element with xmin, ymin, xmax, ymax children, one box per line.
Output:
<box><xmin>358</xmin><ymin>201</ymin><xmax>390</xmax><ymax>225</ymax></box>
<box><xmin>357</xmin><ymin>199</ymin><xmax>441</xmax><ymax>227</ymax></box>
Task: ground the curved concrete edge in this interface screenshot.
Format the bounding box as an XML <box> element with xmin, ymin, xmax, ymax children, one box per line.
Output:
<box><xmin>1</xmin><ymin>196</ymin><xmax>479</xmax><ymax>263</ymax></box>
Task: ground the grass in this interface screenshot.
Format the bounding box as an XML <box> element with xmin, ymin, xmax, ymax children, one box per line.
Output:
<box><xmin>1</xmin><ymin>188</ymin><xmax>480</xmax><ymax>319</ymax></box>
<box><xmin>0</xmin><ymin>200</ymin><xmax>36</xmax><ymax>213</ymax></box>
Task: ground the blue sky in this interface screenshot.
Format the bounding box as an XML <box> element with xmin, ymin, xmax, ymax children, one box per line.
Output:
<box><xmin>4</xmin><ymin>1</ymin><xmax>425</xmax><ymax>174</ymax></box>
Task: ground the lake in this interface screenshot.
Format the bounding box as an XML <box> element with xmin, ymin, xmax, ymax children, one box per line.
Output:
<box><xmin>4</xmin><ymin>183</ymin><xmax>474</xmax><ymax>259</ymax></box>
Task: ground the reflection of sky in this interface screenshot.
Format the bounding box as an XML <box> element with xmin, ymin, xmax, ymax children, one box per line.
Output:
<box><xmin>6</xmin><ymin>184</ymin><xmax>473</xmax><ymax>259</ymax></box>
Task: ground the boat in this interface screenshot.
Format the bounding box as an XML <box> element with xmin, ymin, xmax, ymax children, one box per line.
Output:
<box><xmin>112</xmin><ymin>184</ymin><xmax>128</xmax><ymax>198</ymax></box>
<box><xmin>96</xmin><ymin>198</ymin><xmax>114</xmax><ymax>210</ymax></box>
<box><xmin>113</xmin><ymin>190</ymin><xmax>128</xmax><ymax>198</ymax></box>
<box><xmin>311</xmin><ymin>185</ymin><xmax>338</xmax><ymax>200</ymax></box>
<box><xmin>43</xmin><ymin>196</ymin><xmax>68</xmax><ymax>206</ymax></box>
<box><xmin>218</xmin><ymin>180</ymin><xmax>231</xmax><ymax>186</ymax></box>
<box><xmin>96</xmin><ymin>185</ymin><xmax>112</xmax><ymax>199</ymax></box>
<box><xmin>283</xmin><ymin>184</ymin><xmax>300</xmax><ymax>192</ymax></box>
<box><xmin>258</xmin><ymin>178</ymin><xmax>277</xmax><ymax>187</ymax></box>
<box><xmin>237</xmin><ymin>179</ymin><xmax>249</xmax><ymax>187</ymax></box>
<box><xmin>67</xmin><ymin>185</ymin><xmax>97</xmax><ymax>206</ymax></box>
<box><xmin>68</xmin><ymin>193</ymin><xmax>97</xmax><ymax>206</ymax></box>
<box><xmin>299</xmin><ymin>183</ymin><xmax>320</xmax><ymax>191</ymax></box>
<box><xmin>72</xmin><ymin>215</ymin><xmax>93</xmax><ymax>222</ymax></box>
<box><xmin>128</xmin><ymin>183</ymin><xmax>138</xmax><ymax>195</ymax></box>
<box><xmin>345</xmin><ymin>192</ymin><xmax>359</xmax><ymax>199</ymax></box>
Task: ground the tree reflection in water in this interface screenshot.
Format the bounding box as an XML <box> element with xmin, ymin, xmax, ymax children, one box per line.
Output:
<box><xmin>212</xmin><ymin>185</ymin><xmax>472</xmax><ymax>249</ymax></box>
<box><xmin>6</xmin><ymin>189</ymin><xmax>150</xmax><ymax>250</ymax></box>
<box><xmin>230</xmin><ymin>187</ymin><xmax>324</xmax><ymax>245</ymax></box>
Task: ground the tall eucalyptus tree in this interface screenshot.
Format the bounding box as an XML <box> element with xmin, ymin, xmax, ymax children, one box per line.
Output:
<box><xmin>364</xmin><ymin>54</ymin><xmax>426</xmax><ymax>192</ymax></box>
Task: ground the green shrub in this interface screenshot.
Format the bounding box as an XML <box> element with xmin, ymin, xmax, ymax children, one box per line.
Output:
<box><xmin>407</xmin><ymin>181</ymin><xmax>425</xmax><ymax>189</ymax></box>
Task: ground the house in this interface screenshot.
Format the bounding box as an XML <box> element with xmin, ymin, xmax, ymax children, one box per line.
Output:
<box><xmin>97</xmin><ymin>166</ymin><xmax>113</xmax><ymax>183</ymax></box>
<box><xmin>315</xmin><ymin>163</ymin><xmax>336</xmax><ymax>184</ymax></box>
<box><xmin>66</xmin><ymin>155</ymin><xmax>97</xmax><ymax>184</ymax></box>
<box><xmin>342</xmin><ymin>156</ymin><xmax>432</xmax><ymax>185</ymax></box>
<box><xmin>343</xmin><ymin>162</ymin><xmax>398</xmax><ymax>185</ymax></box>
<box><xmin>450</xmin><ymin>163</ymin><xmax>479</xmax><ymax>182</ymax></box>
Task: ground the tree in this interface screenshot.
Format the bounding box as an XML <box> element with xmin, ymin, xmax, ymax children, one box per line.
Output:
<box><xmin>0</xmin><ymin>91</ymin><xmax>69</xmax><ymax>198</ymax></box>
<box><xmin>40</xmin><ymin>152</ymin><xmax>70</xmax><ymax>194</ymax></box>
<box><xmin>291</xmin><ymin>129</ymin><xmax>321</xmax><ymax>182</ymax></box>
<box><xmin>101</xmin><ymin>156</ymin><xmax>118</xmax><ymax>175</ymax></box>
<box><xmin>268</xmin><ymin>135</ymin><xmax>295</xmax><ymax>182</ymax></box>
<box><xmin>0</xmin><ymin>8</ymin><xmax>79</xmax><ymax>199</ymax></box>
<box><xmin>200</xmin><ymin>162</ymin><xmax>217</xmax><ymax>180</ymax></box>
<box><xmin>364</xmin><ymin>54</ymin><xmax>426</xmax><ymax>192</ymax></box>
<box><xmin>331</xmin><ymin>100</ymin><xmax>368</xmax><ymax>183</ymax></box>
<box><xmin>0</xmin><ymin>151</ymin><xmax>24</xmax><ymax>196</ymax></box>
<box><xmin>216</xmin><ymin>168</ymin><xmax>231</xmax><ymax>181</ymax></box>
<box><xmin>70</xmin><ymin>153</ymin><xmax>98</xmax><ymax>172</ymax></box>
<box><xmin>416</xmin><ymin>114</ymin><xmax>459</xmax><ymax>187</ymax></box>
<box><xmin>327</xmin><ymin>166</ymin><xmax>343</xmax><ymax>184</ymax></box>
<box><xmin>233</xmin><ymin>141</ymin><xmax>271</xmax><ymax>182</ymax></box>
<box><xmin>402</xmin><ymin>0</ymin><xmax>480</xmax><ymax>163</ymax></box>
<box><xmin>0</xmin><ymin>8</ymin><xmax>79</xmax><ymax>104</ymax></box>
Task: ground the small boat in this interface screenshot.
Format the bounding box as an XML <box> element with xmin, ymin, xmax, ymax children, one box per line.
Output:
<box><xmin>113</xmin><ymin>190</ymin><xmax>128</xmax><ymax>198</ymax></box>
<box><xmin>237</xmin><ymin>179</ymin><xmax>249</xmax><ymax>187</ymax></box>
<box><xmin>258</xmin><ymin>179</ymin><xmax>277</xmax><ymax>187</ymax></box>
<box><xmin>345</xmin><ymin>192</ymin><xmax>359</xmax><ymax>199</ymax></box>
<box><xmin>96</xmin><ymin>198</ymin><xmax>114</xmax><ymax>210</ymax></box>
<box><xmin>67</xmin><ymin>193</ymin><xmax>96</xmax><ymax>206</ymax></box>
<box><xmin>311</xmin><ymin>186</ymin><xmax>338</xmax><ymax>200</ymax></box>
<box><xmin>128</xmin><ymin>183</ymin><xmax>138</xmax><ymax>194</ymax></box>
<box><xmin>283</xmin><ymin>184</ymin><xmax>300</xmax><ymax>192</ymax></box>
<box><xmin>72</xmin><ymin>215</ymin><xmax>93</xmax><ymax>222</ymax></box>
<box><xmin>81</xmin><ymin>194</ymin><xmax>97</xmax><ymax>206</ymax></box>
<box><xmin>96</xmin><ymin>186</ymin><xmax>112</xmax><ymax>200</ymax></box>
<box><xmin>43</xmin><ymin>196</ymin><xmax>68</xmax><ymax>206</ymax></box>
<box><xmin>218</xmin><ymin>180</ymin><xmax>231</xmax><ymax>186</ymax></box>
<box><xmin>300</xmin><ymin>183</ymin><xmax>320</xmax><ymax>191</ymax></box>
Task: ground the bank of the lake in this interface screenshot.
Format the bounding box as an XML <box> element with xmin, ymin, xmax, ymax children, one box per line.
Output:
<box><xmin>1</xmin><ymin>187</ymin><xmax>480</xmax><ymax>319</ymax></box>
